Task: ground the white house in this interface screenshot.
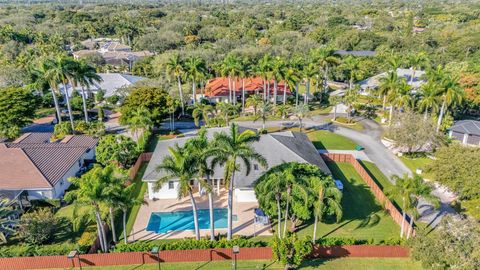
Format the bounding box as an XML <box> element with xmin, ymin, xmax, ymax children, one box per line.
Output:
<box><xmin>142</xmin><ymin>127</ymin><xmax>331</xmax><ymax>202</ymax></box>
<box><xmin>359</xmin><ymin>68</ymin><xmax>426</xmax><ymax>95</ymax></box>
<box><xmin>0</xmin><ymin>133</ymin><xmax>98</xmax><ymax>201</ymax></box>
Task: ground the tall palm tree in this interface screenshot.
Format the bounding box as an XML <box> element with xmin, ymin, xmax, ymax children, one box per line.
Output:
<box><xmin>408</xmin><ymin>52</ymin><xmax>428</xmax><ymax>84</ymax></box>
<box><xmin>211</xmin><ymin>124</ymin><xmax>267</xmax><ymax>240</ymax></box>
<box><xmin>73</xmin><ymin>60</ymin><xmax>102</xmax><ymax>122</ymax></box>
<box><xmin>103</xmin><ymin>167</ymin><xmax>128</xmax><ymax>244</ymax></box>
<box><xmin>342</xmin><ymin>56</ymin><xmax>364</xmax><ymax>91</ymax></box>
<box><xmin>302</xmin><ymin>62</ymin><xmax>317</xmax><ymax>104</ymax></box>
<box><xmin>0</xmin><ymin>198</ymin><xmax>17</xmax><ymax>244</ymax></box>
<box><xmin>166</xmin><ymin>54</ymin><xmax>185</xmax><ymax>115</ymax></box>
<box><xmin>271</xmin><ymin>57</ymin><xmax>286</xmax><ymax>105</ymax></box>
<box><xmin>66</xmin><ymin>165</ymin><xmax>120</xmax><ymax>252</ymax></box>
<box><xmin>418</xmin><ymin>81</ymin><xmax>441</xmax><ymax>119</ymax></box>
<box><xmin>310</xmin><ymin>175</ymin><xmax>342</xmax><ymax>243</ymax></box>
<box><xmin>256</xmin><ymin>171</ymin><xmax>286</xmax><ymax>238</ymax></box>
<box><xmin>31</xmin><ymin>59</ymin><xmax>62</xmax><ymax>123</ymax></box>
<box><xmin>379</xmin><ymin>71</ymin><xmax>400</xmax><ymax>114</ymax></box>
<box><xmin>256</xmin><ymin>54</ymin><xmax>273</xmax><ymax>101</ymax></box>
<box><xmin>386</xmin><ymin>174</ymin><xmax>413</xmax><ymax>238</ymax></box>
<box><xmin>283</xmin><ymin>66</ymin><xmax>300</xmax><ymax>106</ymax></box>
<box><xmin>216</xmin><ymin>102</ymin><xmax>238</xmax><ymax>126</ymax></box>
<box><xmin>311</xmin><ymin>47</ymin><xmax>340</xmax><ymax>93</ymax></box>
<box><xmin>289</xmin><ymin>55</ymin><xmax>305</xmax><ymax>107</ymax></box>
<box><xmin>116</xmin><ymin>184</ymin><xmax>143</xmax><ymax>244</ymax></box>
<box><xmin>255</xmin><ymin>101</ymin><xmax>273</xmax><ymax>130</ymax></box>
<box><xmin>387</xmin><ymin>79</ymin><xmax>413</xmax><ymax>123</ymax></box>
<box><xmin>238</xmin><ymin>58</ymin><xmax>252</xmax><ymax>113</ymax></box>
<box><xmin>343</xmin><ymin>87</ymin><xmax>359</xmax><ymax>123</ymax></box>
<box><xmin>329</xmin><ymin>95</ymin><xmax>342</xmax><ymax>121</ymax></box>
<box><xmin>156</xmin><ymin>145</ymin><xmax>201</xmax><ymax>240</ymax></box>
<box><xmin>184</xmin><ymin>128</ymin><xmax>216</xmax><ymax>241</ymax></box>
<box><xmin>185</xmin><ymin>56</ymin><xmax>207</xmax><ymax>105</ymax></box>
<box><xmin>434</xmin><ymin>74</ymin><xmax>463</xmax><ymax>132</ymax></box>
<box><xmin>293</xmin><ymin>104</ymin><xmax>309</xmax><ymax>132</ymax></box>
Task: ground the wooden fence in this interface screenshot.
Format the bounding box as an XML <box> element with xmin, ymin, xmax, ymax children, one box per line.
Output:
<box><xmin>128</xmin><ymin>152</ymin><xmax>153</xmax><ymax>180</ymax></box>
<box><xmin>0</xmin><ymin>245</ymin><xmax>410</xmax><ymax>269</ymax></box>
<box><xmin>320</xmin><ymin>153</ymin><xmax>413</xmax><ymax>235</ymax></box>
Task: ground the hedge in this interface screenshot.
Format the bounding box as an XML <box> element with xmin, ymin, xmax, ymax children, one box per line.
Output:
<box><xmin>114</xmin><ymin>237</ymin><xmax>268</xmax><ymax>252</ymax></box>
<box><xmin>315</xmin><ymin>237</ymin><xmax>403</xmax><ymax>246</ymax></box>
<box><xmin>0</xmin><ymin>242</ymin><xmax>90</xmax><ymax>257</ymax></box>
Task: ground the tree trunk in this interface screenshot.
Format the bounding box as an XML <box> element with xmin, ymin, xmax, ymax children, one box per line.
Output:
<box><xmin>267</xmin><ymin>80</ymin><xmax>270</xmax><ymax>101</ymax></box>
<box><xmin>242</xmin><ymin>79</ymin><xmax>245</xmax><ymax>113</ymax></box>
<box><xmin>80</xmin><ymin>86</ymin><xmax>89</xmax><ymax>122</ymax></box>
<box><xmin>227</xmin><ymin>169</ymin><xmax>236</xmax><ymax>240</ymax></box>
<box><xmin>283</xmin><ymin>83</ymin><xmax>287</xmax><ymax>105</ymax></box>
<box><xmin>411</xmin><ymin>69</ymin><xmax>416</xmax><ymax>84</ymax></box>
<box><xmin>63</xmin><ymin>82</ymin><xmax>75</xmax><ymax>132</ymax></box>
<box><xmin>228</xmin><ymin>77</ymin><xmax>232</xmax><ymax>103</ymax></box>
<box><xmin>407</xmin><ymin>215</ymin><xmax>414</xmax><ymax>239</ymax></box>
<box><xmin>263</xmin><ymin>79</ymin><xmax>266</xmax><ymax>101</ymax></box>
<box><xmin>333</xmin><ymin>104</ymin><xmax>337</xmax><ymax>121</ymax></box>
<box><xmin>207</xmin><ymin>175</ymin><xmax>215</xmax><ymax>241</ymax></box>
<box><xmin>192</xmin><ymin>79</ymin><xmax>196</xmax><ymax>105</ymax></box>
<box><xmin>299</xmin><ymin>118</ymin><xmax>303</xmax><ymax>133</ymax></box>
<box><xmin>389</xmin><ymin>105</ymin><xmax>394</xmax><ymax>125</ymax></box>
<box><xmin>424</xmin><ymin>108</ymin><xmax>429</xmax><ymax>121</ymax></box>
<box><xmin>306</xmin><ymin>80</ymin><xmax>310</xmax><ymax>104</ymax></box>
<box><xmin>123</xmin><ymin>209</ymin><xmax>128</xmax><ymax>244</ymax></box>
<box><xmin>382</xmin><ymin>95</ymin><xmax>387</xmax><ymax>111</ymax></box>
<box><xmin>189</xmin><ymin>189</ymin><xmax>200</xmax><ymax>240</ymax></box>
<box><xmin>295</xmin><ymin>83</ymin><xmax>299</xmax><ymax>107</ymax></box>
<box><xmin>276</xmin><ymin>194</ymin><xmax>281</xmax><ymax>238</ymax></box>
<box><xmin>177</xmin><ymin>76</ymin><xmax>185</xmax><ymax>116</ymax></box>
<box><xmin>95</xmin><ymin>212</ymin><xmax>106</xmax><ymax>252</ymax></box>
<box><xmin>400</xmin><ymin>198</ymin><xmax>406</xmax><ymax>238</ymax></box>
<box><xmin>436</xmin><ymin>98</ymin><xmax>446</xmax><ymax>133</ymax></box>
<box><xmin>312</xmin><ymin>213</ymin><xmax>318</xmax><ymax>243</ymax></box>
<box><xmin>51</xmin><ymin>88</ymin><xmax>62</xmax><ymax>124</ymax></box>
<box><xmin>233</xmin><ymin>79</ymin><xmax>236</xmax><ymax>105</ymax></box>
<box><xmin>283</xmin><ymin>193</ymin><xmax>289</xmax><ymax>238</ymax></box>
<box><xmin>109</xmin><ymin>207</ymin><xmax>117</xmax><ymax>243</ymax></box>
<box><xmin>273</xmin><ymin>80</ymin><xmax>278</xmax><ymax>105</ymax></box>
<box><xmin>95</xmin><ymin>209</ymin><xmax>107</xmax><ymax>252</ymax></box>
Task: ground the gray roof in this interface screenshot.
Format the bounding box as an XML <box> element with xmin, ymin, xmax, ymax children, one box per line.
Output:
<box><xmin>450</xmin><ymin>120</ymin><xmax>480</xmax><ymax>136</ymax></box>
<box><xmin>359</xmin><ymin>68</ymin><xmax>426</xmax><ymax>90</ymax></box>
<box><xmin>143</xmin><ymin>127</ymin><xmax>330</xmax><ymax>188</ymax></box>
<box><xmin>335</xmin><ymin>50</ymin><xmax>376</xmax><ymax>57</ymax></box>
<box><xmin>62</xmin><ymin>73</ymin><xmax>144</xmax><ymax>98</ymax></box>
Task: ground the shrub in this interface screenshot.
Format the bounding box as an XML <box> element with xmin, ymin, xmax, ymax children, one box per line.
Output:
<box><xmin>137</xmin><ymin>129</ymin><xmax>152</xmax><ymax>152</ymax></box>
<box><xmin>114</xmin><ymin>236</ymin><xmax>267</xmax><ymax>252</ymax></box>
<box><xmin>77</xmin><ymin>225</ymin><xmax>98</xmax><ymax>247</ymax></box>
<box><xmin>0</xmin><ymin>242</ymin><xmax>90</xmax><ymax>257</ymax></box>
<box><xmin>52</xmin><ymin>122</ymin><xmax>73</xmax><ymax>140</ymax></box>
<box><xmin>19</xmin><ymin>208</ymin><xmax>58</xmax><ymax>245</ymax></box>
<box><xmin>271</xmin><ymin>233</ymin><xmax>313</xmax><ymax>270</ymax></box>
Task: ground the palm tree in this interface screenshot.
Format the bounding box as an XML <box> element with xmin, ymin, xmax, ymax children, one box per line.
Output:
<box><xmin>246</xmin><ymin>94</ymin><xmax>263</xmax><ymax>116</ymax></box>
<box><xmin>275</xmin><ymin>104</ymin><xmax>291</xmax><ymax>120</ymax></box>
<box><xmin>103</xmin><ymin>168</ymin><xmax>128</xmax><ymax>244</ymax></box>
<box><xmin>166</xmin><ymin>54</ymin><xmax>185</xmax><ymax>115</ymax></box>
<box><xmin>155</xmin><ymin>145</ymin><xmax>201</xmax><ymax>240</ymax></box>
<box><xmin>310</xmin><ymin>175</ymin><xmax>342</xmax><ymax>243</ymax></box>
<box><xmin>216</xmin><ymin>102</ymin><xmax>238</xmax><ymax>126</ymax></box>
<box><xmin>342</xmin><ymin>56</ymin><xmax>364</xmax><ymax>91</ymax></box>
<box><xmin>386</xmin><ymin>174</ymin><xmax>413</xmax><ymax>238</ymax></box>
<box><xmin>292</xmin><ymin>104</ymin><xmax>309</xmax><ymax>132</ymax></box>
<box><xmin>255</xmin><ymin>101</ymin><xmax>274</xmax><ymax>130</ymax></box>
<box><xmin>256</xmin><ymin>171</ymin><xmax>286</xmax><ymax>238</ymax></box>
<box><xmin>311</xmin><ymin>47</ymin><xmax>340</xmax><ymax>93</ymax></box>
<box><xmin>343</xmin><ymin>87</ymin><xmax>358</xmax><ymax>123</ymax></box>
<box><xmin>271</xmin><ymin>57</ymin><xmax>286</xmax><ymax>105</ymax></box>
<box><xmin>211</xmin><ymin>124</ymin><xmax>268</xmax><ymax>240</ymax></box>
<box><xmin>116</xmin><ymin>184</ymin><xmax>143</xmax><ymax>244</ymax></box>
<box><xmin>73</xmin><ymin>60</ymin><xmax>102</xmax><ymax>122</ymax></box>
<box><xmin>184</xmin><ymin>128</ymin><xmax>216</xmax><ymax>241</ymax></box>
<box><xmin>221</xmin><ymin>55</ymin><xmax>242</xmax><ymax>104</ymax></box>
<box><xmin>0</xmin><ymin>198</ymin><xmax>17</xmax><ymax>244</ymax></box>
<box><xmin>405</xmin><ymin>175</ymin><xmax>440</xmax><ymax>239</ymax></box>
<box><xmin>127</xmin><ymin>107</ymin><xmax>152</xmax><ymax>141</ymax></box>
<box><xmin>408</xmin><ymin>52</ymin><xmax>428</xmax><ymax>84</ymax></box>
<box><xmin>283</xmin><ymin>66</ymin><xmax>300</xmax><ymax>106</ymax></box>
<box><xmin>256</xmin><ymin>54</ymin><xmax>273</xmax><ymax>101</ymax></box>
<box><xmin>238</xmin><ymin>58</ymin><xmax>252</xmax><ymax>113</ymax></box>
<box><xmin>289</xmin><ymin>55</ymin><xmax>305</xmax><ymax>107</ymax></box>
<box><xmin>184</xmin><ymin>56</ymin><xmax>207</xmax><ymax>105</ymax></box>
<box><xmin>329</xmin><ymin>95</ymin><xmax>342</xmax><ymax>121</ymax></box>
<box><xmin>65</xmin><ymin>165</ymin><xmax>120</xmax><ymax>252</ymax></box>
<box><xmin>434</xmin><ymin>74</ymin><xmax>463</xmax><ymax>132</ymax></box>
<box><xmin>387</xmin><ymin>79</ymin><xmax>413</xmax><ymax>123</ymax></box>
<box><xmin>32</xmin><ymin>59</ymin><xmax>62</xmax><ymax>124</ymax></box>
<box><xmin>192</xmin><ymin>102</ymin><xmax>214</xmax><ymax>127</ymax></box>
<box><xmin>418</xmin><ymin>81</ymin><xmax>441</xmax><ymax>119</ymax></box>
<box><xmin>379</xmin><ymin>71</ymin><xmax>400</xmax><ymax>114</ymax></box>
<box><xmin>302</xmin><ymin>62</ymin><xmax>317</xmax><ymax>104</ymax></box>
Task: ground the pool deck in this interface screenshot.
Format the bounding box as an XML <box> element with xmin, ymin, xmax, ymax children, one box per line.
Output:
<box><xmin>129</xmin><ymin>190</ymin><xmax>273</xmax><ymax>241</ymax></box>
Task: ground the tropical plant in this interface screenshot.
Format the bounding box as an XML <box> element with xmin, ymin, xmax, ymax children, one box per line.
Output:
<box><xmin>0</xmin><ymin>87</ymin><xmax>39</xmax><ymax>139</ymax></box>
<box><xmin>125</xmin><ymin>107</ymin><xmax>152</xmax><ymax>141</ymax></box>
<box><xmin>271</xmin><ymin>233</ymin><xmax>313</xmax><ymax>270</ymax></box>
<box><xmin>0</xmin><ymin>198</ymin><xmax>17</xmax><ymax>244</ymax></box>
<box><xmin>165</xmin><ymin>54</ymin><xmax>185</xmax><ymax>115</ymax></box>
<box><xmin>116</xmin><ymin>184</ymin><xmax>144</xmax><ymax>244</ymax></box>
<box><xmin>96</xmin><ymin>135</ymin><xmax>138</xmax><ymax>168</ymax></box>
<box><xmin>379</xmin><ymin>70</ymin><xmax>399</xmax><ymax>113</ymax></box>
<box><xmin>211</xmin><ymin>124</ymin><xmax>267</xmax><ymax>240</ymax></box>
<box><xmin>184</xmin><ymin>56</ymin><xmax>207</xmax><ymax>105</ymax></box>
<box><xmin>311</xmin><ymin>47</ymin><xmax>340</xmax><ymax>93</ymax></box>
<box><xmin>292</xmin><ymin>104</ymin><xmax>309</xmax><ymax>132</ymax></box>
<box><xmin>19</xmin><ymin>208</ymin><xmax>58</xmax><ymax>245</ymax></box>
<box><xmin>155</xmin><ymin>145</ymin><xmax>201</xmax><ymax>240</ymax></box>
<box><xmin>191</xmin><ymin>102</ymin><xmax>214</xmax><ymax>127</ymax></box>
<box><xmin>255</xmin><ymin>101</ymin><xmax>274</xmax><ymax>130</ymax></box>
<box><xmin>329</xmin><ymin>95</ymin><xmax>342</xmax><ymax>121</ymax></box>
<box><xmin>215</xmin><ymin>102</ymin><xmax>238</xmax><ymax>126</ymax></box>
<box><xmin>72</xmin><ymin>60</ymin><xmax>102</xmax><ymax>122</ymax></box>
<box><xmin>245</xmin><ymin>94</ymin><xmax>262</xmax><ymax>116</ymax></box>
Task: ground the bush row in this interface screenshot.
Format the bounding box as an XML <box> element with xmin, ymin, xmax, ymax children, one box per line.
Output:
<box><xmin>315</xmin><ymin>237</ymin><xmax>403</xmax><ymax>246</ymax></box>
<box><xmin>114</xmin><ymin>237</ymin><xmax>268</xmax><ymax>252</ymax></box>
<box><xmin>0</xmin><ymin>242</ymin><xmax>90</xmax><ymax>257</ymax></box>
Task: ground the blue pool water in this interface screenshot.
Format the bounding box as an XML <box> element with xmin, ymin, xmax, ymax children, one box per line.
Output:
<box><xmin>146</xmin><ymin>208</ymin><xmax>228</xmax><ymax>233</ymax></box>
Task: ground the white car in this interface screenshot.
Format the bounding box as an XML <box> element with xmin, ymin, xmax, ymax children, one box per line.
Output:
<box><xmin>335</xmin><ymin>180</ymin><xmax>344</xmax><ymax>192</ymax></box>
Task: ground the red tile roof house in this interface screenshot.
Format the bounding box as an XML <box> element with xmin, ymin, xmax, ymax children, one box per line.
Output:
<box><xmin>202</xmin><ymin>77</ymin><xmax>291</xmax><ymax>103</ymax></box>
<box><xmin>0</xmin><ymin>133</ymin><xmax>98</xmax><ymax>201</ymax></box>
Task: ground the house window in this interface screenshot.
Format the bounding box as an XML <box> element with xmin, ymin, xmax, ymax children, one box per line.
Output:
<box><xmin>254</xmin><ymin>164</ymin><xmax>259</xmax><ymax>171</ymax></box>
<box><xmin>60</xmin><ymin>180</ymin><xmax>64</xmax><ymax>186</ymax></box>
<box><xmin>86</xmin><ymin>148</ymin><xmax>91</xmax><ymax>153</ymax></box>
<box><xmin>168</xmin><ymin>181</ymin><xmax>174</xmax><ymax>190</ymax></box>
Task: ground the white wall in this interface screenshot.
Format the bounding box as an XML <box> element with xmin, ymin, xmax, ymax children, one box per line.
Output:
<box><xmin>147</xmin><ymin>181</ymin><xmax>179</xmax><ymax>199</ymax></box>
<box><xmin>235</xmin><ymin>188</ymin><xmax>258</xmax><ymax>203</ymax></box>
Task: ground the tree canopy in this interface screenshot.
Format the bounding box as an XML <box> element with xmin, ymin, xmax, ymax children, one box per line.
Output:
<box><xmin>119</xmin><ymin>86</ymin><xmax>171</xmax><ymax>126</ymax></box>
<box><xmin>0</xmin><ymin>87</ymin><xmax>39</xmax><ymax>139</ymax></box>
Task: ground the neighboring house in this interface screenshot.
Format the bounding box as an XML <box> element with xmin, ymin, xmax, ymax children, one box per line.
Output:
<box><xmin>61</xmin><ymin>73</ymin><xmax>144</xmax><ymax>98</ymax></box>
<box><xmin>204</xmin><ymin>77</ymin><xmax>290</xmax><ymax>103</ymax></box>
<box><xmin>142</xmin><ymin>127</ymin><xmax>330</xmax><ymax>202</ymax></box>
<box><xmin>359</xmin><ymin>68</ymin><xmax>426</xmax><ymax>95</ymax></box>
<box><xmin>449</xmin><ymin>120</ymin><xmax>480</xmax><ymax>146</ymax></box>
<box><xmin>73</xmin><ymin>38</ymin><xmax>153</xmax><ymax>68</ymax></box>
<box><xmin>0</xmin><ymin>133</ymin><xmax>98</xmax><ymax>201</ymax></box>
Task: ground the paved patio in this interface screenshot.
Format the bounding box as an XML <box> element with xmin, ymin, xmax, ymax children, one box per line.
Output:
<box><xmin>129</xmin><ymin>190</ymin><xmax>272</xmax><ymax>241</ymax></box>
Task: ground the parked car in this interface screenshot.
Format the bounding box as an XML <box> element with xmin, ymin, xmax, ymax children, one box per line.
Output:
<box><xmin>335</xmin><ymin>179</ymin><xmax>344</xmax><ymax>192</ymax></box>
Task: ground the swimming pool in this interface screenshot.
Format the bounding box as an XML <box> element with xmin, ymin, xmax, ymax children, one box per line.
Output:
<box><xmin>146</xmin><ymin>208</ymin><xmax>228</xmax><ymax>233</ymax></box>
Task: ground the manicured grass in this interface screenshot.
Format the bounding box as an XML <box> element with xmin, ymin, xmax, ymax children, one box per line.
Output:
<box><xmin>306</xmin><ymin>130</ymin><xmax>357</xmax><ymax>150</ymax></box>
<box><xmin>279</xmin><ymin>162</ymin><xmax>400</xmax><ymax>242</ymax></box>
<box><xmin>44</xmin><ymin>258</ymin><xmax>422</xmax><ymax>269</ymax></box>
<box><xmin>331</xmin><ymin>117</ymin><xmax>364</xmax><ymax>131</ymax></box>
<box><xmin>399</xmin><ymin>156</ymin><xmax>434</xmax><ymax>180</ymax></box>
<box><xmin>35</xmin><ymin>107</ymin><xmax>56</xmax><ymax>118</ymax></box>
<box><xmin>118</xmin><ymin>163</ymin><xmax>148</xmax><ymax>242</ymax></box>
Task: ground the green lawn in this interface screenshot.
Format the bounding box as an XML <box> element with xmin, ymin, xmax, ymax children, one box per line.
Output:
<box><xmin>399</xmin><ymin>156</ymin><xmax>434</xmax><ymax>180</ymax></box>
<box><xmin>306</xmin><ymin>130</ymin><xmax>357</xmax><ymax>150</ymax></box>
<box><xmin>279</xmin><ymin>162</ymin><xmax>400</xmax><ymax>242</ymax></box>
<box><xmin>44</xmin><ymin>258</ymin><xmax>422</xmax><ymax>270</ymax></box>
<box><xmin>118</xmin><ymin>163</ymin><xmax>148</xmax><ymax>242</ymax></box>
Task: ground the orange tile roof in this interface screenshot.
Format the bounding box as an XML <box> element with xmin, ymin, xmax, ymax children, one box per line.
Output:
<box><xmin>204</xmin><ymin>77</ymin><xmax>290</xmax><ymax>97</ymax></box>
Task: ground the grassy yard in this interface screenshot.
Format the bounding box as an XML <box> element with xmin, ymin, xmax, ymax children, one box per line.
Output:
<box><xmin>279</xmin><ymin>162</ymin><xmax>400</xmax><ymax>242</ymax></box>
<box><xmin>44</xmin><ymin>258</ymin><xmax>422</xmax><ymax>270</ymax></box>
<box><xmin>331</xmin><ymin>117</ymin><xmax>364</xmax><ymax>131</ymax></box>
<box><xmin>306</xmin><ymin>130</ymin><xmax>357</xmax><ymax>150</ymax></box>
<box><xmin>118</xmin><ymin>163</ymin><xmax>148</xmax><ymax>242</ymax></box>
<box><xmin>399</xmin><ymin>156</ymin><xmax>434</xmax><ymax>180</ymax></box>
